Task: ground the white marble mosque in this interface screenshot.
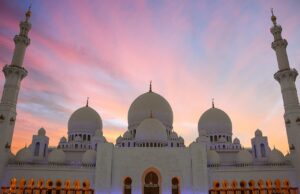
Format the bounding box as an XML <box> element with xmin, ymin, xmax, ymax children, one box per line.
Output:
<box><xmin>0</xmin><ymin>7</ymin><xmax>299</xmax><ymax>194</ymax></box>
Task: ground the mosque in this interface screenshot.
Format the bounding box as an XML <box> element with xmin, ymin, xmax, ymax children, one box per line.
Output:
<box><xmin>0</xmin><ymin>6</ymin><xmax>300</xmax><ymax>194</ymax></box>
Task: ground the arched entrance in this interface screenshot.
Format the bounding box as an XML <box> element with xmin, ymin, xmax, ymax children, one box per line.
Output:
<box><xmin>143</xmin><ymin>171</ymin><xmax>160</xmax><ymax>194</ymax></box>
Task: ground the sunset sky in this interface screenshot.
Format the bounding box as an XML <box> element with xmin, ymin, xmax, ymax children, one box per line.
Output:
<box><xmin>1</xmin><ymin>0</ymin><xmax>300</xmax><ymax>154</ymax></box>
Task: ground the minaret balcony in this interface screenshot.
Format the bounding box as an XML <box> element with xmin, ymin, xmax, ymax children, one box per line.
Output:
<box><xmin>274</xmin><ymin>68</ymin><xmax>298</xmax><ymax>83</ymax></box>
<box><xmin>3</xmin><ymin>65</ymin><xmax>28</xmax><ymax>80</ymax></box>
<box><xmin>13</xmin><ymin>35</ymin><xmax>30</xmax><ymax>46</ymax></box>
<box><xmin>272</xmin><ymin>39</ymin><xmax>287</xmax><ymax>50</ymax></box>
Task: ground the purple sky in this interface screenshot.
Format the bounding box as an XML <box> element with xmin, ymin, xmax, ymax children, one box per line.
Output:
<box><xmin>0</xmin><ymin>0</ymin><xmax>300</xmax><ymax>153</ymax></box>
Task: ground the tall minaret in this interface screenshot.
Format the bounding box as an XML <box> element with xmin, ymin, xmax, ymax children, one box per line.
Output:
<box><xmin>271</xmin><ymin>10</ymin><xmax>300</xmax><ymax>186</ymax></box>
<box><xmin>0</xmin><ymin>7</ymin><xmax>31</xmax><ymax>151</ymax></box>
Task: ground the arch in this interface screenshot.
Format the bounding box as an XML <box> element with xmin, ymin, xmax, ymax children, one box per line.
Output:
<box><xmin>123</xmin><ymin>177</ymin><xmax>132</xmax><ymax>194</ymax></box>
<box><xmin>260</xmin><ymin>143</ymin><xmax>266</xmax><ymax>157</ymax></box>
<box><xmin>34</xmin><ymin>142</ymin><xmax>40</xmax><ymax>156</ymax></box>
<box><xmin>142</xmin><ymin>167</ymin><xmax>162</xmax><ymax>194</ymax></box>
<box><xmin>171</xmin><ymin>177</ymin><xmax>180</xmax><ymax>194</ymax></box>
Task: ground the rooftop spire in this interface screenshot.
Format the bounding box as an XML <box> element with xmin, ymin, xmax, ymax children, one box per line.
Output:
<box><xmin>271</xmin><ymin>8</ymin><xmax>277</xmax><ymax>26</ymax></box>
<box><xmin>149</xmin><ymin>80</ymin><xmax>152</xmax><ymax>92</ymax></box>
<box><xmin>86</xmin><ymin>97</ymin><xmax>89</xmax><ymax>107</ymax></box>
<box><xmin>25</xmin><ymin>0</ymin><xmax>32</xmax><ymax>22</ymax></box>
<box><xmin>212</xmin><ymin>98</ymin><xmax>215</xmax><ymax>108</ymax></box>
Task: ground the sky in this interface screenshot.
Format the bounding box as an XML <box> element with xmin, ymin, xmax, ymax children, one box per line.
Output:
<box><xmin>0</xmin><ymin>0</ymin><xmax>300</xmax><ymax>154</ymax></box>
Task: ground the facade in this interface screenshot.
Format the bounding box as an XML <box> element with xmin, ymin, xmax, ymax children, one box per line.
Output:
<box><xmin>0</xmin><ymin>8</ymin><xmax>300</xmax><ymax>194</ymax></box>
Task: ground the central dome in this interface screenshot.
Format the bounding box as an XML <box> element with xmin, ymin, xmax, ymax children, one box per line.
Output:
<box><xmin>128</xmin><ymin>91</ymin><xmax>173</xmax><ymax>129</ymax></box>
<box><xmin>135</xmin><ymin>118</ymin><xmax>168</xmax><ymax>142</ymax></box>
<box><xmin>198</xmin><ymin>107</ymin><xmax>232</xmax><ymax>135</ymax></box>
<box><xmin>68</xmin><ymin>106</ymin><xmax>103</xmax><ymax>134</ymax></box>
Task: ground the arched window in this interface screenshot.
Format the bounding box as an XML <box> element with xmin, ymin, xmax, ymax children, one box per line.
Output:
<box><xmin>34</xmin><ymin>142</ymin><xmax>40</xmax><ymax>156</ymax></box>
<box><xmin>144</xmin><ymin>171</ymin><xmax>159</xmax><ymax>194</ymax></box>
<box><xmin>95</xmin><ymin>143</ymin><xmax>98</xmax><ymax>151</ymax></box>
<box><xmin>254</xmin><ymin>145</ymin><xmax>257</xmax><ymax>158</ymax></box>
<box><xmin>260</xmin><ymin>143</ymin><xmax>266</xmax><ymax>157</ymax></box>
<box><xmin>210</xmin><ymin>136</ymin><xmax>213</xmax><ymax>142</ymax></box>
<box><xmin>88</xmin><ymin>135</ymin><xmax>91</xmax><ymax>141</ymax></box>
<box><xmin>171</xmin><ymin>142</ymin><xmax>173</xmax><ymax>147</ymax></box>
<box><xmin>43</xmin><ymin>144</ymin><xmax>47</xmax><ymax>157</ymax></box>
<box><xmin>83</xmin><ymin>134</ymin><xmax>86</xmax><ymax>141</ymax></box>
<box><xmin>172</xmin><ymin>177</ymin><xmax>180</xmax><ymax>194</ymax></box>
<box><xmin>123</xmin><ymin>177</ymin><xmax>132</xmax><ymax>194</ymax></box>
<box><xmin>214</xmin><ymin>135</ymin><xmax>217</xmax><ymax>142</ymax></box>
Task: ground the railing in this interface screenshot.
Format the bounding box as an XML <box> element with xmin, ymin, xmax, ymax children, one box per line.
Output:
<box><xmin>1</xmin><ymin>187</ymin><xmax>94</xmax><ymax>194</ymax></box>
<box><xmin>209</xmin><ymin>188</ymin><xmax>299</xmax><ymax>194</ymax></box>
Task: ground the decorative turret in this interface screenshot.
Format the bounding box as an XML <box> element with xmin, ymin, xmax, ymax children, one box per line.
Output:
<box><xmin>271</xmin><ymin>10</ymin><xmax>300</xmax><ymax>187</ymax></box>
<box><xmin>0</xmin><ymin>7</ymin><xmax>31</xmax><ymax>151</ymax></box>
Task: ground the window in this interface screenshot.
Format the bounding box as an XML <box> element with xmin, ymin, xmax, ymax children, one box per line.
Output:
<box><xmin>43</xmin><ymin>144</ymin><xmax>47</xmax><ymax>157</ymax></box>
<box><xmin>210</xmin><ymin>136</ymin><xmax>213</xmax><ymax>142</ymax></box>
<box><xmin>34</xmin><ymin>142</ymin><xmax>40</xmax><ymax>156</ymax></box>
<box><xmin>124</xmin><ymin>177</ymin><xmax>132</xmax><ymax>194</ymax></box>
<box><xmin>172</xmin><ymin>177</ymin><xmax>179</xmax><ymax>194</ymax></box>
<box><xmin>254</xmin><ymin>145</ymin><xmax>257</xmax><ymax>158</ymax></box>
<box><xmin>260</xmin><ymin>143</ymin><xmax>266</xmax><ymax>157</ymax></box>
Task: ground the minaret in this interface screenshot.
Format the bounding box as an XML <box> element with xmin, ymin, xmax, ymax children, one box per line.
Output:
<box><xmin>0</xmin><ymin>7</ymin><xmax>31</xmax><ymax>151</ymax></box>
<box><xmin>271</xmin><ymin>10</ymin><xmax>300</xmax><ymax>186</ymax></box>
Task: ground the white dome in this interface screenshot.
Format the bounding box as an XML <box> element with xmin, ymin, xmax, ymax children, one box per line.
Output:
<box><xmin>60</xmin><ymin>137</ymin><xmax>67</xmax><ymax>143</ymax></box>
<box><xmin>198</xmin><ymin>107</ymin><xmax>232</xmax><ymax>135</ymax></box>
<box><xmin>38</xmin><ymin>127</ymin><xmax>46</xmax><ymax>136</ymax></box>
<box><xmin>123</xmin><ymin>131</ymin><xmax>132</xmax><ymax>139</ymax></box>
<box><xmin>128</xmin><ymin>91</ymin><xmax>173</xmax><ymax>129</ymax></box>
<box><xmin>268</xmin><ymin>148</ymin><xmax>285</xmax><ymax>164</ymax></box>
<box><xmin>94</xmin><ymin>130</ymin><xmax>103</xmax><ymax>137</ymax></box>
<box><xmin>135</xmin><ymin>118</ymin><xmax>168</xmax><ymax>142</ymax></box>
<box><xmin>170</xmin><ymin>131</ymin><xmax>178</xmax><ymax>139</ymax></box>
<box><xmin>207</xmin><ymin>150</ymin><xmax>220</xmax><ymax>165</ymax></box>
<box><xmin>236</xmin><ymin>150</ymin><xmax>253</xmax><ymax>165</ymax></box>
<box><xmin>255</xmin><ymin>129</ymin><xmax>263</xmax><ymax>137</ymax></box>
<box><xmin>68</xmin><ymin>106</ymin><xmax>102</xmax><ymax>134</ymax></box>
<box><xmin>233</xmin><ymin>138</ymin><xmax>240</xmax><ymax>144</ymax></box>
<box><xmin>116</xmin><ymin>136</ymin><xmax>122</xmax><ymax>143</ymax></box>
<box><xmin>16</xmin><ymin>147</ymin><xmax>32</xmax><ymax>163</ymax></box>
<box><xmin>48</xmin><ymin>149</ymin><xmax>66</xmax><ymax>164</ymax></box>
<box><xmin>82</xmin><ymin>150</ymin><xmax>97</xmax><ymax>165</ymax></box>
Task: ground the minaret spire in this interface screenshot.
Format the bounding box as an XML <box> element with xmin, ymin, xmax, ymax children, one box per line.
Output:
<box><xmin>0</xmin><ymin>6</ymin><xmax>31</xmax><ymax>151</ymax></box>
<box><xmin>149</xmin><ymin>80</ymin><xmax>152</xmax><ymax>92</ymax></box>
<box><xmin>212</xmin><ymin>98</ymin><xmax>215</xmax><ymax>108</ymax></box>
<box><xmin>272</xmin><ymin>12</ymin><xmax>300</xmax><ymax>186</ymax></box>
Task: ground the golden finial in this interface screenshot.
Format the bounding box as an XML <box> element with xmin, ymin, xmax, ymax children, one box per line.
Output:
<box><xmin>149</xmin><ymin>80</ymin><xmax>152</xmax><ymax>92</ymax></box>
<box><xmin>86</xmin><ymin>97</ymin><xmax>89</xmax><ymax>107</ymax></box>
<box><xmin>25</xmin><ymin>0</ymin><xmax>32</xmax><ymax>21</ymax></box>
<box><xmin>271</xmin><ymin>8</ymin><xmax>277</xmax><ymax>26</ymax></box>
<box><xmin>212</xmin><ymin>98</ymin><xmax>215</xmax><ymax>108</ymax></box>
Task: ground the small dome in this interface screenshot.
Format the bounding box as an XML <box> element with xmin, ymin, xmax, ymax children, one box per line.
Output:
<box><xmin>38</xmin><ymin>127</ymin><xmax>46</xmax><ymax>136</ymax></box>
<box><xmin>60</xmin><ymin>137</ymin><xmax>67</xmax><ymax>143</ymax></box>
<box><xmin>198</xmin><ymin>107</ymin><xmax>232</xmax><ymax>135</ymax></box>
<box><xmin>48</xmin><ymin>149</ymin><xmax>66</xmax><ymax>164</ymax></box>
<box><xmin>233</xmin><ymin>138</ymin><xmax>240</xmax><ymax>144</ymax></box>
<box><xmin>170</xmin><ymin>131</ymin><xmax>178</xmax><ymax>139</ymax></box>
<box><xmin>16</xmin><ymin>147</ymin><xmax>32</xmax><ymax>163</ymax></box>
<box><xmin>123</xmin><ymin>131</ymin><xmax>132</xmax><ymax>139</ymax></box>
<box><xmin>68</xmin><ymin>106</ymin><xmax>102</xmax><ymax>134</ymax></box>
<box><xmin>255</xmin><ymin>129</ymin><xmax>263</xmax><ymax>137</ymax></box>
<box><xmin>207</xmin><ymin>150</ymin><xmax>220</xmax><ymax>165</ymax></box>
<box><xmin>268</xmin><ymin>148</ymin><xmax>285</xmax><ymax>164</ymax></box>
<box><xmin>128</xmin><ymin>91</ymin><xmax>173</xmax><ymax>129</ymax></box>
<box><xmin>285</xmin><ymin>152</ymin><xmax>292</xmax><ymax>162</ymax></box>
<box><xmin>135</xmin><ymin>118</ymin><xmax>168</xmax><ymax>142</ymax></box>
<box><xmin>82</xmin><ymin>150</ymin><xmax>97</xmax><ymax>165</ymax></box>
<box><xmin>236</xmin><ymin>149</ymin><xmax>253</xmax><ymax>165</ymax></box>
<box><xmin>116</xmin><ymin>136</ymin><xmax>122</xmax><ymax>143</ymax></box>
<box><xmin>178</xmin><ymin>136</ymin><xmax>184</xmax><ymax>143</ymax></box>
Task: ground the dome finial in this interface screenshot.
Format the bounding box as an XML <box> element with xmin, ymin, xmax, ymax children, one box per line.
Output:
<box><xmin>149</xmin><ymin>80</ymin><xmax>152</xmax><ymax>92</ymax></box>
<box><xmin>86</xmin><ymin>97</ymin><xmax>89</xmax><ymax>107</ymax></box>
<box><xmin>271</xmin><ymin>8</ymin><xmax>277</xmax><ymax>26</ymax></box>
<box><xmin>212</xmin><ymin>98</ymin><xmax>215</xmax><ymax>108</ymax></box>
<box><xmin>25</xmin><ymin>0</ymin><xmax>32</xmax><ymax>21</ymax></box>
